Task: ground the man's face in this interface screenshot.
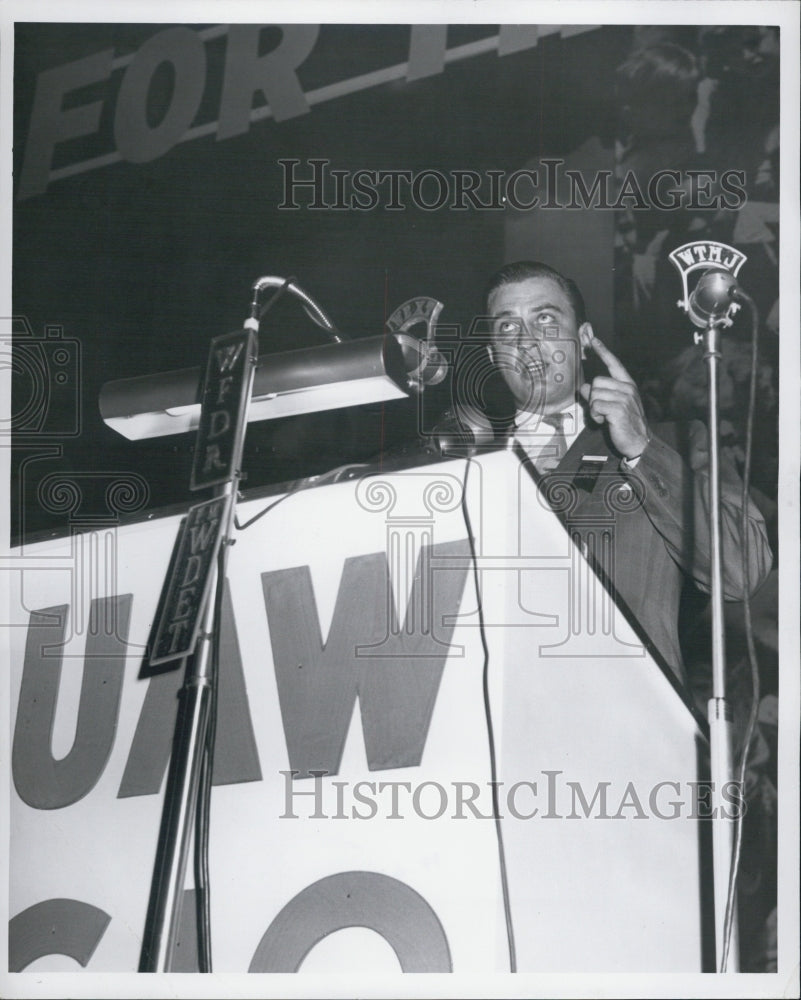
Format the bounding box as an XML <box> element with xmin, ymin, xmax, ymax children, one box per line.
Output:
<box><xmin>487</xmin><ymin>275</ymin><xmax>589</xmax><ymax>416</ymax></box>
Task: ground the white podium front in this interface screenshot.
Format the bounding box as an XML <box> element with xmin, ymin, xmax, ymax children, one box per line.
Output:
<box><xmin>468</xmin><ymin>451</ymin><xmax>707</xmax><ymax>972</ymax></box>
<box><xmin>7</xmin><ymin>450</ymin><xmax>707</xmax><ymax>975</ymax></box>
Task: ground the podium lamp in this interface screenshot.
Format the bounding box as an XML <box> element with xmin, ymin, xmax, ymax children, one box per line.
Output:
<box><xmin>99</xmin><ymin>279</ymin><xmax>428</xmax><ymax>971</ymax></box>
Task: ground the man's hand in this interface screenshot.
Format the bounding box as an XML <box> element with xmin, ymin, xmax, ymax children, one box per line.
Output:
<box><xmin>580</xmin><ymin>337</ymin><xmax>650</xmax><ymax>460</ymax></box>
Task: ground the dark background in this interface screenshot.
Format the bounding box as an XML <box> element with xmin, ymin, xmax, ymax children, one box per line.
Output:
<box><xmin>11</xmin><ymin>23</ymin><xmax>631</xmax><ymax>542</ymax></box>
<box><xmin>9</xmin><ymin>21</ymin><xmax>782</xmax><ymax>973</ymax></box>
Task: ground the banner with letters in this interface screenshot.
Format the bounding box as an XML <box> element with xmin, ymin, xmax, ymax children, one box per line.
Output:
<box><xmin>7</xmin><ymin>452</ymin><xmax>707</xmax><ymax>974</ymax></box>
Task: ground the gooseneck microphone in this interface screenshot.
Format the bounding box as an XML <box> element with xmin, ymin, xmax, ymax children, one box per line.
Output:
<box><xmin>248</xmin><ymin>275</ymin><xmax>344</xmax><ymax>341</ymax></box>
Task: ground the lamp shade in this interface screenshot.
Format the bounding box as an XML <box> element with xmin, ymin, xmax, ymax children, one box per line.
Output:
<box><xmin>99</xmin><ymin>334</ymin><xmax>411</xmax><ymax>440</ymax></box>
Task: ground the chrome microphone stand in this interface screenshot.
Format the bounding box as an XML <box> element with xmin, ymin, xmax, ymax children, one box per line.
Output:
<box><xmin>138</xmin><ymin>276</ymin><xmax>354</xmax><ymax>971</ymax></box>
<box><xmin>139</xmin><ymin>313</ymin><xmax>259</xmax><ymax>972</ymax></box>
<box><xmin>697</xmin><ymin>314</ymin><xmax>740</xmax><ymax>972</ymax></box>
<box><xmin>668</xmin><ymin>246</ymin><xmax>752</xmax><ymax>973</ymax></box>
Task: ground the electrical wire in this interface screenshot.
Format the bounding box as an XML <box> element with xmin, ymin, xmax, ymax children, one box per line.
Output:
<box><xmin>459</xmin><ymin>456</ymin><xmax>518</xmax><ymax>973</ymax></box>
<box><xmin>234</xmin><ymin>491</ymin><xmax>295</xmax><ymax>532</ymax></box>
<box><xmin>189</xmin><ymin>276</ymin><xmax>348</xmax><ymax>968</ymax></box>
<box><xmin>193</xmin><ymin>535</ymin><xmax>230</xmax><ymax>971</ymax></box>
<box><xmin>720</xmin><ymin>291</ymin><xmax>762</xmax><ymax>972</ymax></box>
<box><xmin>194</xmin><ymin>457</ymin><xmax>372</xmax><ymax>959</ymax></box>
<box><xmin>234</xmin><ymin>464</ymin><xmax>369</xmax><ymax>532</ymax></box>
<box><xmin>195</xmin><ymin>445</ymin><xmax>519</xmax><ymax>965</ymax></box>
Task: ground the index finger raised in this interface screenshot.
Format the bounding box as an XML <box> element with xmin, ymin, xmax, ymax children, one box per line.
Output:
<box><xmin>589</xmin><ymin>337</ymin><xmax>634</xmax><ymax>383</ymax></box>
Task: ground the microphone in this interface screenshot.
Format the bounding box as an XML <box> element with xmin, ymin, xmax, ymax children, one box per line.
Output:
<box><xmin>385</xmin><ymin>296</ymin><xmax>449</xmax><ymax>393</ymax></box>
<box><xmin>248</xmin><ymin>275</ymin><xmax>343</xmax><ymax>341</ymax></box>
<box><xmin>398</xmin><ymin>337</ymin><xmax>448</xmax><ymax>393</ymax></box>
<box><xmin>687</xmin><ymin>268</ymin><xmax>742</xmax><ymax>328</ymax></box>
<box><xmin>431</xmin><ymin>409</ymin><xmax>495</xmax><ymax>454</ymax></box>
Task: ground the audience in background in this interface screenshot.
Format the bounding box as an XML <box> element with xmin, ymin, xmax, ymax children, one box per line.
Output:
<box><xmin>502</xmin><ymin>26</ymin><xmax>779</xmax><ymax>972</ymax></box>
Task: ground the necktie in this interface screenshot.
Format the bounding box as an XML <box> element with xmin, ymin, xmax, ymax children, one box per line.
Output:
<box><xmin>540</xmin><ymin>413</ymin><xmax>568</xmax><ymax>470</ymax></box>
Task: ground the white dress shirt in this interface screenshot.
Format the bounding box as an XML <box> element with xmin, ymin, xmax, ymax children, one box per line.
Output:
<box><xmin>512</xmin><ymin>405</ymin><xmax>586</xmax><ymax>471</ymax></box>
<box><xmin>512</xmin><ymin>405</ymin><xmax>645</xmax><ymax>471</ymax></box>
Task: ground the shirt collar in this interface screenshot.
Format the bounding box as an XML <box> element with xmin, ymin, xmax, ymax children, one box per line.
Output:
<box><xmin>513</xmin><ymin>404</ymin><xmax>585</xmax><ymax>443</ymax></box>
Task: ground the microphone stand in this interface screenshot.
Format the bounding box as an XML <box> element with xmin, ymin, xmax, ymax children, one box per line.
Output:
<box><xmin>698</xmin><ymin>317</ymin><xmax>740</xmax><ymax>972</ymax></box>
<box><xmin>139</xmin><ymin>316</ymin><xmax>258</xmax><ymax>972</ymax></box>
<box><xmin>138</xmin><ymin>276</ymin><xmax>343</xmax><ymax>971</ymax></box>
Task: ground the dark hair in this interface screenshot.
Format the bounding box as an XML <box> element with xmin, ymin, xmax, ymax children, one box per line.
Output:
<box><xmin>483</xmin><ymin>260</ymin><xmax>587</xmax><ymax>326</ymax></box>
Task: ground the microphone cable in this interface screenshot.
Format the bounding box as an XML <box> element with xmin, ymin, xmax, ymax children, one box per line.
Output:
<box><xmin>193</xmin><ymin>511</ymin><xmax>238</xmax><ymax>971</ymax></box>
<box><xmin>190</xmin><ymin>275</ymin><xmax>349</xmax><ymax>969</ymax></box>
<box><xmin>459</xmin><ymin>456</ymin><xmax>518</xmax><ymax>973</ymax></box>
<box><xmin>233</xmin><ymin>464</ymin><xmax>369</xmax><ymax>532</ymax></box>
<box><xmin>193</xmin><ymin>449</ymin><xmax>519</xmax><ymax>969</ymax></box>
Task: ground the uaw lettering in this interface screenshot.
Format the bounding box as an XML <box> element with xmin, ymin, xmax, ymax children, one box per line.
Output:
<box><xmin>12</xmin><ymin>539</ymin><xmax>469</xmax><ymax>807</ymax></box>
<box><xmin>18</xmin><ymin>24</ymin><xmax>599</xmax><ymax>199</ymax></box>
<box><xmin>9</xmin><ymin>450</ymin><xmax>716</xmax><ymax>972</ymax></box>
<box><xmin>10</xmin><ymin>539</ymin><xmax>469</xmax><ymax>971</ymax></box>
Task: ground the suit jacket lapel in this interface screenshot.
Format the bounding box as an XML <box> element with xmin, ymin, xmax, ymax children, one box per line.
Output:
<box><xmin>547</xmin><ymin>424</ymin><xmax>616</xmax><ymax>522</ymax></box>
<box><xmin>555</xmin><ymin>424</ymin><xmax>606</xmax><ymax>474</ymax></box>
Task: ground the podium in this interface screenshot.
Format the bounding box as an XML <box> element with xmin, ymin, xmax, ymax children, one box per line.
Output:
<box><xmin>8</xmin><ymin>450</ymin><xmax>708</xmax><ymax>973</ymax></box>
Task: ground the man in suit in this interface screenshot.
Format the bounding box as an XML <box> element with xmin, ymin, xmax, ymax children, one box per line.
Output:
<box><xmin>478</xmin><ymin>259</ymin><xmax>772</xmax><ymax>685</ymax></box>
